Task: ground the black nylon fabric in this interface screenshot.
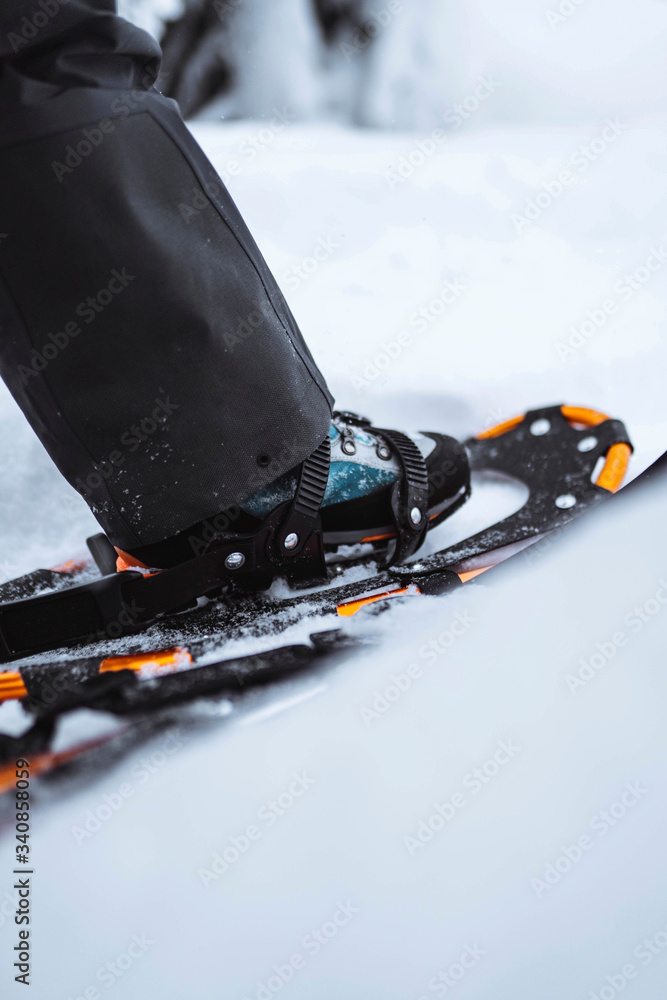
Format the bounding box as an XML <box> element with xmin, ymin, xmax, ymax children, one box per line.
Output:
<box><xmin>0</xmin><ymin>0</ymin><xmax>333</xmax><ymax>549</ymax></box>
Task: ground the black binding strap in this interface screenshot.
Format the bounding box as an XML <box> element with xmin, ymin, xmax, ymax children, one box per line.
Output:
<box><xmin>270</xmin><ymin>433</ymin><xmax>331</xmax><ymax>586</ymax></box>
<box><xmin>371</xmin><ymin>427</ymin><xmax>430</xmax><ymax>564</ymax></box>
<box><xmin>275</xmin><ymin>435</ymin><xmax>331</xmax><ymax>558</ymax></box>
<box><xmin>333</xmin><ymin>411</ymin><xmax>430</xmax><ymax>564</ymax></box>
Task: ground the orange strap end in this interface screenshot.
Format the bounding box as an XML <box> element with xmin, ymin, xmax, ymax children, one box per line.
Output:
<box><xmin>49</xmin><ymin>558</ymin><xmax>89</xmax><ymax>574</ymax></box>
<box><xmin>114</xmin><ymin>548</ymin><xmax>150</xmax><ymax>573</ymax></box>
<box><xmin>337</xmin><ymin>586</ymin><xmax>415</xmax><ymax>617</ymax></box>
<box><xmin>560</xmin><ymin>405</ymin><xmax>609</xmax><ymax>428</ymax></box>
<box><xmin>99</xmin><ymin>647</ymin><xmax>192</xmax><ymax>674</ymax></box>
<box><xmin>476</xmin><ymin>414</ymin><xmax>525</xmax><ymax>440</ymax></box>
<box><xmin>595</xmin><ymin>442</ymin><xmax>632</xmax><ymax>494</ymax></box>
<box><xmin>0</xmin><ymin>648</ymin><xmax>193</xmax><ymax>707</ymax></box>
<box><xmin>458</xmin><ymin>566</ymin><xmax>493</xmax><ymax>583</ymax></box>
<box><xmin>0</xmin><ymin>671</ymin><xmax>28</xmax><ymax>703</ymax></box>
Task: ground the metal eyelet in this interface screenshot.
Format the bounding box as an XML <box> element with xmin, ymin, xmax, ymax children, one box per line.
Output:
<box><xmin>339</xmin><ymin>425</ymin><xmax>357</xmax><ymax>456</ymax></box>
<box><xmin>377</xmin><ymin>444</ymin><xmax>392</xmax><ymax>460</ymax></box>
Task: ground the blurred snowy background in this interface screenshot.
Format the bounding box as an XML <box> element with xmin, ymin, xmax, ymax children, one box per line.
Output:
<box><xmin>117</xmin><ymin>0</ymin><xmax>667</xmax><ymax>126</ymax></box>
<box><xmin>2</xmin><ymin>5</ymin><xmax>667</xmax><ymax>1000</ymax></box>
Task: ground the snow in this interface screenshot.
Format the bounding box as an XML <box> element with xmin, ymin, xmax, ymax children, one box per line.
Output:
<box><xmin>2</xmin><ymin>107</ymin><xmax>667</xmax><ymax>1000</ymax></box>
<box><xmin>119</xmin><ymin>0</ymin><xmax>667</xmax><ymax>128</ymax></box>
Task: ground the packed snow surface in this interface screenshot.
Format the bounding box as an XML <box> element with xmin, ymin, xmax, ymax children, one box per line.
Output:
<box><xmin>1</xmin><ymin>117</ymin><xmax>667</xmax><ymax>999</ymax></box>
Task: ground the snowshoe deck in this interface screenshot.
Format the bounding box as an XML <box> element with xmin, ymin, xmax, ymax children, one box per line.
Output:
<box><xmin>0</xmin><ymin>403</ymin><xmax>636</xmax><ymax>787</ymax></box>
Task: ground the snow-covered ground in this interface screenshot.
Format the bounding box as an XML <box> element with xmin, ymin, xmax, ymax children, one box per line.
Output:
<box><xmin>1</xmin><ymin>116</ymin><xmax>667</xmax><ymax>998</ymax></box>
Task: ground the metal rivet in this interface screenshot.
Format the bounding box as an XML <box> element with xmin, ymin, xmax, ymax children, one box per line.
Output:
<box><xmin>410</xmin><ymin>507</ymin><xmax>423</xmax><ymax>525</ymax></box>
<box><xmin>284</xmin><ymin>532</ymin><xmax>299</xmax><ymax>550</ymax></box>
<box><xmin>224</xmin><ymin>551</ymin><xmax>245</xmax><ymax>570</ymax></box>
<box><xmin>342</xmin><ymin>440</ymin><xmax>356</xmax><ymax>456</ymax></box>
<box><xmin>555</xmin><ymin>494</ymin><xmax>577</xmax><ymax>509</ymax></box>
<box><xmin>578</xmin><ymin>436</ymin><xmax>598</xmax><ymax>453</ymax></box>
<box><xmin>530</xmin><ymin>419</ymin><xmax>551</xmax><ymax>436</ymax></box>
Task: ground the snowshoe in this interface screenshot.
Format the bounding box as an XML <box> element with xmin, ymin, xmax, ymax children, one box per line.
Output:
<box><xmin>0</xmin><ymin>404</ymin><xmax>632</xmax><ymax>666</ymax></box>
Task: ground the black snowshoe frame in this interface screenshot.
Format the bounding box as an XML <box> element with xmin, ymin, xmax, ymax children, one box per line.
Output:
<box><xmin>0</xmin><ymin>405</ymin><xmax>631</xmax><ymax>665</ymax></box>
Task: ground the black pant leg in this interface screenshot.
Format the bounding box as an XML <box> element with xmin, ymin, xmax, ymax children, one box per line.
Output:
<box><xmin>0</xmin><ymin>0</ymin><xmax>332</xmax><ymax>550</ymax></box>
